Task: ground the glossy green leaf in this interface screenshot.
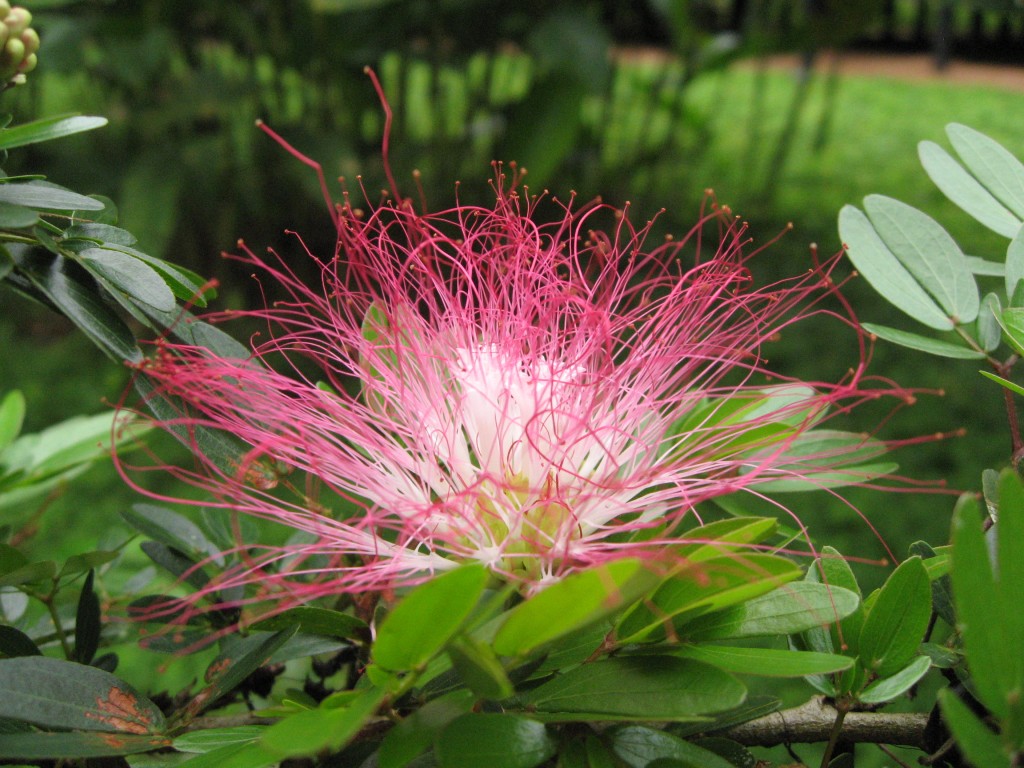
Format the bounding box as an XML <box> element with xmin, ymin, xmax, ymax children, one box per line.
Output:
<box><xmin>0</xmin><ymin>730</ymin><xmax>170</xmax><ymax>758</ymax></box>
<box><xmin>173</xmin><ymin>726</ymin><xmax>263</xmax><ymax>753</ymax></box>
<box><xmin>260</xmin><ymin>686</ymin><xmax>385</xmax><ymax>758</ymax></box>
<box><xmin>0</xmin><ymin>391</ymin><xmax>24</xmax><ymax>453</ymax></box>
<box><xmin>0</xmin><ymin>181</ymin><xmax>106</xmax><ymax>211</ymax></box>
<box><xmin>448</xmin><ymin>634</ymin><xmax>514</xmax><ymax>700</ymax></box>
<box><xmin>0</xmin><ymin>626</ymin><xmax>40</xmax><ymax>658</ymax></box>
<box><xmin>684</xmin><ymin>583</ymin><xmax>859</xmax><ymax>641</ymax></box>
<box><xmin>859</xmin><ymin>654</ymin><xmax>931</xmax><ymax>704</ymax></box>
<box><xmin>0</xmin><ymin>201</ymin><xmax>37</xmax><ymax>228</ymax></box>
<box><xmin>174</xmin><ymin>741</ymin><xmax>279</xmax><ymax>768</ymax></box>
<box><xmin>919</xmin><ymin>139</ymin><xmax>1022</xmax><ymax>238</ymax></box>
<box><xmin>610</xmin><ymin>725</ymin><xmax>737</xmax><ymax>768</ymax></box>
<box><xmin>947</xmin><ymin>123</ymin><xmax>1024</xmax><ymax>221</ymax></box>
<box><xmin>436</xmin><ymin>713</ymin><xmax>556</xmax><ymax>768</ymax></box>
<box><xmin>0</xmin><ymin>115</ymin><xmax>107</xmax><ymax>150</ymax></box>
<box><xmin>78</xmin><ymin>247</ymin><xmax>176</xmax><ymax>312</ymax></box>
<box><xmin>493</xmin><ymin>559</ymin><xmax>657</xmax><ymax>657</ymax></box>
<box><xmin>19</xmin><ymin>253</ymin><xmax>140</xmax><ymax>362</ymax></box>
<box><xmin>839</xmin><ymin>204</ymin><xmax>951</xmax><ymax>330</ymax></box>
<box><xmin>864</xmin><ymin>194</ymin><xmax>979</xmax><ymax>324</ymax></box>
<box><xmin>861</xmin><ymin>322</ymin><xmax>985</xmax><ymax>359</ymax></box>
<box><xmin>0</xmin><ymin>657</ymin><xmax>164</xmax><ymax>733</ymax></box>
<box><xmin>668</xmin><ymin>694</ymin><xmax>782</xmax><ymax>739</ymax></box>
<box><xmin>122</xmin><ymin>504</ymin><xmax>223</xmax><ymax>565</ymax></box>
<box><xmin>674</xmin><ymin>644</ymin><xmax>853</xmax><ymax>677</ymax></box>
<box><xmin>952</xmin><ymin>494</ymin><xmax>1008</xmax><ymax>720</ymax></box>
<box><xmin>250</xmin><ymin>606</ymin><xmax>368</xmax><ymax>641</ymax></box>
<box><xmin>73</xmin><ymin>570</ymin><xmax>100</xmax><ymax>665</ymax></box>
<box><xmin>374</xmin><ymin>565</ymin><xmax>488</xmax><ymax>672</ymax></box>
<box><xmin>939</xmin><ymin>687</ymin><xmax>1012</xmax><ymax>768</ymax></box>
<box><xmin>139</xmin><ymin>541</ymin><xmax>209</xmax><ymax>590</ymax></box>
<box><xmin>378</xmin><ymin>690</ymin><xmax>475</xmax><ymax>768</ymax></box>
<box><xmin>672</xmin><ymin>517</ymin><xmax>778</xmax><ymax>562</ymax></box>
<box><xmin>182</xmin><ymin>627</ymin><xmax>298</xmax><ymax>720</ymax></box>
<box><xmin>857</xmin><ymin>557</ymin><xmax>930</xmax><ymax>677</ymax></box>
<box><xmin>525</xmin><ymin>656</ymin><xmax>744</xmax><ymax>719</ymax></box>
<box><xmin>811</xmin><ymin>547</ymin><xmax>864</xmax><ymax>656</ymax></box>
<box><xmin>616</xmin><ymin>554</ymin><xmax>800</xmax><ymax>643</ymax></box>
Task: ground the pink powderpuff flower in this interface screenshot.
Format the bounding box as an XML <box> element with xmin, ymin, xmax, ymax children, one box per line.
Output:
<box><xmin>126</xmin><ymin>147</ymin><xmax>922</xmax><ymax>616</ymax></box>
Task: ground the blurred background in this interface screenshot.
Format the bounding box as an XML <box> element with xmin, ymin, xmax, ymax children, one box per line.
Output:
<box><xmin>1</xmin><ymin>0</ymin><xmax>1023</xmax><ymax>607</ymax></box>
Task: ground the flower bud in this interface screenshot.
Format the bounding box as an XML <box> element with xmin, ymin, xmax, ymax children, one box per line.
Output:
<box><xmin>20</xmin><ymin>27</ymin><xmax>37</xmax><ymax>56</ymax></box>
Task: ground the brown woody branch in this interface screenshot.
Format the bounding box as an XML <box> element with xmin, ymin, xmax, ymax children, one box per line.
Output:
<box><xmin>716</xmin><ymin>696</ymin><xmax>928</xmax><ymax>749</ymax></box>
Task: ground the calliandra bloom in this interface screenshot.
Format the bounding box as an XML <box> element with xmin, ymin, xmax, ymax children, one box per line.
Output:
<box><xmin>127</xmin><ymin>165</ymin><xmax>920</xmax><ymax>615</ymax></box>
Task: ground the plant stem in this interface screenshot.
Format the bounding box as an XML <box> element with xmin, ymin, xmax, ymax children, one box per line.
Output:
<box><xmin>819</xmin><ymin>699</ymin><xmax>850</xmax><ymax>768</ymax></box>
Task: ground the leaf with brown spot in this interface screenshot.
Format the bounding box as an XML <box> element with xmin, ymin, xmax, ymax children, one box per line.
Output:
<box><xmin>0</xmin><ymin>729</ymin><xmax>171</xmax><ymax>758</ymax></box>
<box><xmin>0</xmin><ymin>657</ymin><xmax>165</xmax><ymax>734</ymax></box>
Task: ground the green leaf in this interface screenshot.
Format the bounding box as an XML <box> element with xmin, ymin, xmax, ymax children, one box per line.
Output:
<box><xmin>863</xmin><ymin>194</ymin><xmax>979</xmax><ymax>324</ymax></box>
<box><xmin>78</xmin><ymin>247</ymin><xmax>176</xmax><ymax>312</ymax></box>
<box><xmin>0</xmin><ymin>657</ymin><xmax>165</xmax><ymax>733</ymax></box>
<box><xmin>857</xmin><ymin>557</ymin><xmax>930</xmax><ymax>677</ymax></box>
<box><xmin>122</xmin><ymin>504</ymin><xmax>223</xmax><ymax>565</ymax></box>
<box><xmin>250</xmin><ymin>606</ymin><xmax>368</xmax><ymax>641</ymax></box>
<box><xmin>436</xmin><ymin>713</ymin><xmax>556</xmax><ymax>768</ymax></box>
<box><xmin>674</xmin><ymin>645</ymin><xmax>853</xmax><ymax>677</ymax></box>
<box><xmin>996</xmin><ymin>307</ymin><xmax>1024</xmax><ymax>357</ymax></box>
<box><xmin>1009</xmin><ymin>226</ymin><xmax>1024</xmax><ymax>300</ymax></box>
<box><xmin>173</xmin><ymin>726</ymin><xmax>263</xmax><ymax>753</ymax></box>
<box><xmin>0</xmin><ymin>626</ymin><xmax>39</xmax><ymax>657</ymax></box>
<box><xmin>64</xmin><ymin>222</ymin><xmax>137</xmax><ymax>246</ymax></box>
<box><xmin>919</xmin><ymin>139</ymin><xmax>1022</xmax><ymax>238</ymax></box>
<box><xmin>0</xmin><ymin>181</ymin><xmax>106</xmax><ymax>212</ymax></box>
<box><xmin>173</xmin><ymin>740</ymin><xmax>279</xmax><ymax>768</ymax></box>
<box><xmin>966</xmin><ymin>255</ymin><xmax>1005</xmax><ymax>277</ymax></box>
<box><xmin>448</xmin><ymin>634</ymin><xmax>514</xmax><ymax>700</ymax></box>
<box><xmin>978</xmin><ymin>293</ymin><xmax>1004</xmax><ymax>353</ymax></box>
<box><xmin>980</xmin><ymin>370</ymin><xmax>1024</xmax><ymax>398</ymax></box>
<box><xmin>995</xmin><ymin>471</ymin><xmax>1024</xmax><ymax>731</ymax></box>
<box><xmin>59</xmin><ymin>550</ymin><xmax>118</xmax><ymax>580</ymax></box>
<box><xmin>683</xmin><ymin>583</ymin><xmax>859</xmax><ymax>641</ymax></box>
<box><xmin>260</xmin><ymin>686</ymin><xmax>386</xmax><ymax>758</ymax></box>
<box><xmin>939</xmin><ymin>687</ymin><xmax>1012</xmax><ymax>768</ymax></box>
<box><xmin>0</xmin><ymin>730</ymin><xmax>170</xmax><ymax>758</ymax></box>
<box><xmin>610</xmin><ymin>725</ymin><xmax>737</xmax><ymax>768</ymax></box>
<box><xmin>73</xmin><ymin>569</ymin><xmax>101</xmax><ymax>665</ymax></box>
<box><xmin>616</xmin><ymin>554</ymin><xmax>800</xmax><ymax>643</ymax></box>
<box><xmin>947</xmin><ymin>123</ymin><xmax>1024</xmax><ymax>221</ymax></box>
<box><xmin>378</xmin><ymin>690</ymin><xmax>475</xmax><ymax>768</ymax></box>
<box><xmin>861</xmin><ymin>322</ymin><xmax>985</xmax><ymax>359</ymax></box>
<box><xmin>524</xmin><ymin>656</ymin><xmax>744</xmax><ymax>720</ymax></box>
<box><xmin>813</xmin><ymin>546</ymin><xmax>864</xmax><ymax>656</ymax></box>
<box><xmin>493</xmin><ymin>559</ymin><xmax>657</xmax><ymax>657</ymax></box>
<box><xmin>859</xmin><ymin>655</ymin><xmax>931</xmax><ymax>704</ymax></box>
<box><xmin>0</xmin><ymin>201</ymin><xmax>38</xmax><ymax>228</ymax></box>
<box><xmin>673</xmin><ymin>518</ymin><xmax>779</xmax><ymax>562</ymax></box>
<box><xmin>0</xmin><ymin>115</ymin><xmax>107</xmax><ymax>150</ymax></box>
<box><xmin>839</xmin><ymin>204</ymin><xmax>952</xmax><ymax>330</ymax></box>
<box><xmin>0</xmin><ymin>390</ymin><xmax>24</xmax><ymax>453</ymax></box>
<box><xmin>182</xmin><ymin>627</ymin><xmax>298</xmax><ymax>720</ymax></box>
<box><xmin>373</xmin><ymin>565</ymin><xmax>488</xmax><ymax>672</ymax></box>
<box><xmin>18</xmin><ymin>252</ymin><xmax>141</xmax><ymax>361</ymax></box>
<box><xmin>140</xmin><ymin>541</ymin><xmax>209</xmax><ymax>590</ymax></box>
<box><xmin>953</xmin><ymin>492</ymin><xmax>1016</xmax><ymax>724</ymax></box>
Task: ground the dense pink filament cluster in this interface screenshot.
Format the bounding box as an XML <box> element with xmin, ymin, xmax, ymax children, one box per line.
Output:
<box><xmin>130</xmin><ymin>174</ymin><xmax>914</xmax><ymax>610</ymax></box>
